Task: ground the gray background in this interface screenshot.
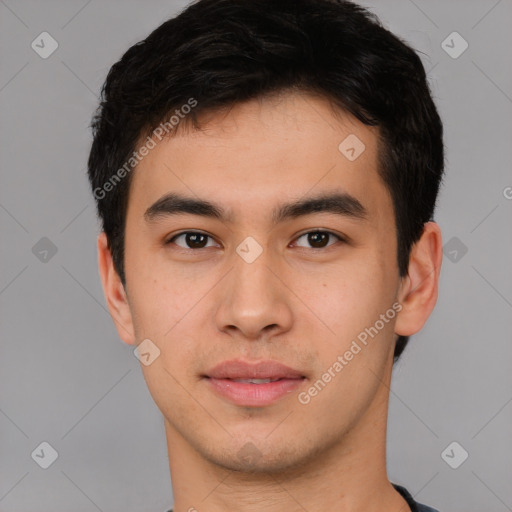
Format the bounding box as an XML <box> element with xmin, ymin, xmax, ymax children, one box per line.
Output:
<box><xmin>1</xmin><ymin>0</ymin><xmax>511</xmax><ymax>510</ymax></box>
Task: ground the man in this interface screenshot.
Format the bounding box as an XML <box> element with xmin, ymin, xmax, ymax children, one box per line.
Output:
<box><xmin>88</xmin><ymin>0</ymin><xmax>444</xmax><ymax>510</ymax></box>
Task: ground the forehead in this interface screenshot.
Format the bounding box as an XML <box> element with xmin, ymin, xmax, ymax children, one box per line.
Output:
<box><xmin>128</xmin><ymin>91</ymin><xmax>390</xmax><ymax>223</ymax></box>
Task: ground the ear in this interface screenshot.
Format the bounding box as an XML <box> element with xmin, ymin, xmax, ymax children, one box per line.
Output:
<box><xmin>395</xmin><ymin>221</ymin><xmax>443</xmax><ymax>337</ymax></box>
<box><xmin>97</xmin><ymin>231</ymin><xmax>136</xmax><ymax>345</ymax></box>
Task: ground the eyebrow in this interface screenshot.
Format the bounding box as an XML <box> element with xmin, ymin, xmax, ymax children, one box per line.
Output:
<box><xmin>144</xmin><ymin>191</ymin><xmax>368</xmax><ymax>225</ymax></box>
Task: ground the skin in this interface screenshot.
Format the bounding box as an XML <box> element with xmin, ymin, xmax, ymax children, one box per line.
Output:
<box><xmin>97</xmin><ymin>91</ymin><xmax>442</xmax><ymax>512</ymax></box>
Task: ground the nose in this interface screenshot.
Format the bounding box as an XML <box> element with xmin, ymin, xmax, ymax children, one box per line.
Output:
<box><xmin>214</xmin><ymin>246</ymin><xmax>294</xmax><ymax>341</ymax></box>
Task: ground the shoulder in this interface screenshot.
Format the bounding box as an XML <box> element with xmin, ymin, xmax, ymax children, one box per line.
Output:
<box><xmin>417</xmin><ymin>505</ymin><xmax>441</xmax><ymax>512</ymax></box>
<box><xmin>393</xmin><ymin>483</ymin><xmax>441</xmax><ymax>512</ymax></box>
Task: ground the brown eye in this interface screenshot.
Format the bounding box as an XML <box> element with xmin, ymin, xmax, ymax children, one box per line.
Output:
<box><xmin>294</xmin><ymin>230</ymin><xmax>343</xmax><ymax>249</ymax></box>
<box><xmin>167</xmin><ymin>231</ymin><xmax>219</xmax><ymax>249</ymax></box>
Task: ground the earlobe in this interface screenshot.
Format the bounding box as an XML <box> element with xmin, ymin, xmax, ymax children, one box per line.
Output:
<box><xmin>394</xmin><ymin>222</ymin><xmax>443</xmax><ymax>337</ymax></box>
<box><xmin>97</xmin><ymin>232</ymin><xmax>137</xmax><ymax>345</ymax></box>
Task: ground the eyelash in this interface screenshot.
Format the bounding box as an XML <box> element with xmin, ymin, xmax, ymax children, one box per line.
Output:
<box><xmin>165</xmin><ymin>230</ymin><xmax>346</xmax><ymax>251</ymax></box>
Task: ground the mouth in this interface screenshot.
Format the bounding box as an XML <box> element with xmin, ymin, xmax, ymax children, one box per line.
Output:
<box><xmin>203</xmin><ymin>359</ymin><xmax>306</xmax><ymax>407</ymax></box>
<box><xmin>228</xmin><ymin>378</ymin><xmax>285</xmax><ymax>384</ymax></box>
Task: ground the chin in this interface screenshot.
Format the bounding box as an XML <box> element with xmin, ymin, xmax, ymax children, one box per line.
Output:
<box><xmin>201</xmin><ymin>436</ymin><xmax>323</xmax><ymax>477</ymax></box>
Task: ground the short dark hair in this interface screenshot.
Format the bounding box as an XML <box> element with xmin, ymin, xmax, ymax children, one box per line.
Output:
<box><xmin>87</xmin><ymin>0</ymin><xmax>444</xmax><ymax>361</ymax></box>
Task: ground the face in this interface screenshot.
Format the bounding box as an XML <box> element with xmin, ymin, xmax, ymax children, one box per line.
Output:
<box><xmin>108</xmin><ymin>92</ymin><xmax>407</xmax><ymax>473</ymax></box>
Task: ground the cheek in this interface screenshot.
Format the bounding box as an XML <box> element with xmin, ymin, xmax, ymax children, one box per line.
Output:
<box><xmin>130</xmin><ymin>280</ymin><xmax>190</xmax><ymax>340</ymax></box>
<box><xmin>304</xmin><ymin>261</ymin><xmax>397</xmax><ymax>359</ymax></box>
<box><xmin>133</xmin><ymin>281</ymin><xmax>201</xmax><ymax>397</ymax></box>
<box><xmin>128</xmin><ymin>272</ymin><xmax>220</xmax><ymax>380</ymax></box>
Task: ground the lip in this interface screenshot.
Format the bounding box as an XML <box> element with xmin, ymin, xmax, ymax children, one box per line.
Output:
<box><xmin>203</xmin><ymin>359</ymin><xmax>306</xmax><ymax>407</ymax></box>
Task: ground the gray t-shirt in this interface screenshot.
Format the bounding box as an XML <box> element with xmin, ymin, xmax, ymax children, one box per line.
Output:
<box><xmin>394</xmin><ymin>483</ymin><xmax>440</xmax><ymax>512</ymax></box>
<box><xmin>164</xmin><ymin>483</ymin><xmax>440</xmax><ymax>512</ymax></box>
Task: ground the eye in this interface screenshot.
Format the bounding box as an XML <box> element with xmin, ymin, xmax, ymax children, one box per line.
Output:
<box><xmin>166</xmin><ymin>231</ymin><xmax>220</xmax><ymax>250</ymax></box>
<box><xmin>165</xmin><ymin>229</ymin><xmax>345</xmax><ymax>251</ymax></box>
<box><xmin>293</xmin><ymin>230</ymin><xmax>344</xmax><ymax>249</ymax></box>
